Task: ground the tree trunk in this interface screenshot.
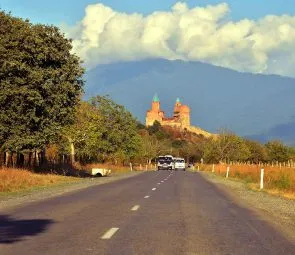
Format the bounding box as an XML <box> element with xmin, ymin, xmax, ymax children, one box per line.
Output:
<box><xmin>70</xmin><ymin>141</ymin><xmax>75</xmax><ymax>164</ymax></box>
<box><xmin>10</xmin><ymin>152</ymin><xmax>15</xmax><ymax>167</ymax></box>
<box><xmin>16</xmin><ymin>152</ymin><xmax>24</xmax><ymax>167</ymax></box>
<box><xmin>5</xmin><ymin>151</ymin><xmax>10</xmax><ymax>167</ymax></box>
<box><xmin>35</xmin><ymin>150</ymin><xmax>40</xmax><ymax>166</ymax></box>
<box><xmin>28</xmin><ymin>152</ymin><xmax>32</xmax><ymax>167</ymax></box>
<box><xmin>40</xmin><ymin>149</ymin><xmax>46</xmax><ymax>166</ymax></box>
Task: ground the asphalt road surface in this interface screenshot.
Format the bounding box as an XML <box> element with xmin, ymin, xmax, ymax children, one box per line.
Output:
<box><xmin>0</xmin><ymin>171</ymin><xmax>294</xmax><ymax>255</ymax></box>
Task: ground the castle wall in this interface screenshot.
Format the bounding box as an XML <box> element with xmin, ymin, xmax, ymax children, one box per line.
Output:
<box><xmin>146</xmin><ymin>111</ymin><xmax>162</xmax><ymax>126</ymax></box>
<box><xmin>180</xmin><ymin>112</ymin><xmax>190</xmax><ymax>128</ymax></box>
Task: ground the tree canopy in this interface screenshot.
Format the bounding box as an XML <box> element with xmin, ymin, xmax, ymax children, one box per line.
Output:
<box><xmin>0</xmin><ymin>11</ymin><xmax>84</xmax><ymax>152</ymax></box>
<box><xmin>63</xmin><ymin>96</ymin><xmax>141</xmax><ymax>163</ymax></box>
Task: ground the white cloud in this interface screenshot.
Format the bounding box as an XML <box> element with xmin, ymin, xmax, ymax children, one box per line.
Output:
<box><xmin>63</xmin><ymin>2</ymin><xmax>295</xmax><ymax>77</ymax></box>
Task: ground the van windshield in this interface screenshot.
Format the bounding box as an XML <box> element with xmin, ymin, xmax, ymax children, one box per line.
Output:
<box><xmin>158</xmin><ymin>157</ymin><xmax>172</xmax><ymax>161</ymax></box>
<box><xmin>158</xmin><ymin>157</ymin><xmax>173</xmax><ymax>164</ymax></box>
<box><xmin>175</xmin><ymin>159</ymin><xmax>185</xmax><ymax>163</ymax></box>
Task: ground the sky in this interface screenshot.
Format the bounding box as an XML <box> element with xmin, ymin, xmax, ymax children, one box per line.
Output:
<box><xmin>2</xmin><ymin>0</ymin><xmax>295</xmax><ymax>25</ymax></box>
<box><xmin>1</xmin><ymin>1</ymin><xmax>295</xmax><ymax>77</ymax></box>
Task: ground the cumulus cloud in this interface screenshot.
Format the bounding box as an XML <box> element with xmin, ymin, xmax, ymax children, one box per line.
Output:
<box><xmin>63</xmin><ymin>2</ymin><xmax>295</xmax><ymax>77</ymax></box>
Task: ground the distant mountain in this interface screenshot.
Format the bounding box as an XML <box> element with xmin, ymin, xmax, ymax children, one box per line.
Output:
<box><xmin>84</xmin><ymin>59</ymin><xmax>295</xmax><ymax>144</ymax></box>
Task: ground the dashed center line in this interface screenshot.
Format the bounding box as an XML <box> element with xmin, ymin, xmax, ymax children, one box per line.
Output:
<box><xmin>157</xmin><ymin>183</ymin><xmax>161</xmax><ymax>185</ymax></box>
<box><xmin>101</xmin><ymin>228</ymin><xmax>119</xmax><ymax>240</ymax></box>
<box><xmin>144</xmin><ymin>195</ymin><xmax>150</xmax><ymax>199</ymax></box>
<box><xmin>152</xmin><ymin>188</ymin><xmax>157</xmax><ymax>191</ymax></box>
<box><xmin>131</xmin><ymin>205</ymin><xmax>140</xmax><ymax>211</ymax></box>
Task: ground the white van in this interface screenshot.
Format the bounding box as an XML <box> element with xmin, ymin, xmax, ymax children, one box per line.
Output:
<box><xmin>174</xmin><ymin>158</ymin><xmax>186</xmax><ymax>171</ymax></box>
<box><xmin>157</xmin><ymin>155</ymin><xmax>175</xmax><ymax>170</ymax></box>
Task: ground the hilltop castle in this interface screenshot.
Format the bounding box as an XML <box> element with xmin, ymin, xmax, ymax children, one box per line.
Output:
<box><xmin>146</xmin><ymin>94</ymin><xmax>213</xmax><ymax>138</ymax></box>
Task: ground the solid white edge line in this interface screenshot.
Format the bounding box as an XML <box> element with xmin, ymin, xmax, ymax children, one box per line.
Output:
<box><xmin>131</xmin><ymin>205</ymin><xmax>140</xmax><ymax>211</ymax></box>
<box><xmin>101</xmin><ymin>228</ymin><xmax>119</xmax><ymax>240</ymax></box>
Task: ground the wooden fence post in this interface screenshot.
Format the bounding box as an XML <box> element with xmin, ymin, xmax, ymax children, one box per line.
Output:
<box><xmin>226</xmin><ymin>166</ymin><xmax>230</xmax><ymax>179</ymax></box>
<box><xmin>260</xmin><ymin>168</ymin><xmax>264</xmax><ymax>190</ymax></box>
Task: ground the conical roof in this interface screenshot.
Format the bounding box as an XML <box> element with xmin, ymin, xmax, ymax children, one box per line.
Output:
<box><xmin>153</xmin><ymin>94</ymin><xmax>160</xmax><ymax>102</ymax></box>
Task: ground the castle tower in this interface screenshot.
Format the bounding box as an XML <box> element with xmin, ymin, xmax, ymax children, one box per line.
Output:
<box><xmin>151</xmin><ymin>94</ymin><xmax>160</xmax><ymax>112</ymax></box>
<box><xmin>179</xmin><ymin>104</ymin><xmax>191</xmax><ymax>128</ymax></box>
<box><xmin>174</xmin><ymin>98</ymin><xmax>182</xmax><ymax>114</ymax></box>
<box><xmin>173</xmin><ymin>97</ymin><xmax>190</xmax><ymax>128</ymax></box>
<box><xmin>146</xmin><ymin>94</ymin><xmax>164</xmax><ymax>126</ymax></box>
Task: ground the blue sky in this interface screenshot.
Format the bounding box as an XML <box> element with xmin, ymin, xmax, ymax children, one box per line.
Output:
<box><xmin>2</xmin><ymin>1</ymin><xmax>295</xmax><ymax>77</ymax></box>
<box><xmin>1</xmin><ymin>0</ymin><xmax>295</xmax><ymax>25</ymax></box>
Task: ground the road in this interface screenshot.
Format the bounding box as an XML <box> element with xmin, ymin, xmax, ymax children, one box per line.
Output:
<box><xmin>0</xmin><ymin>171</ymin><xmax>294</xmax><ymax>255</ymax></box>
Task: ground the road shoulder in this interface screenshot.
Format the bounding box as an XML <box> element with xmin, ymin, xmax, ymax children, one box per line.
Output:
<box><xmin>200</xmin><ymin>172</ymin><xmax>295</xmax><ymax>243</ymax></box>
<box><xmin>0</xmin><ymin>171</ymin><xmax>143</xmax><ymax>211</ymax></box>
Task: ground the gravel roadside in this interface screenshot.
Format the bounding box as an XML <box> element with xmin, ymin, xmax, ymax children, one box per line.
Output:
<box><xmin>0</xmin><ymin>171</ymin><xmax>143</xmax><ymax>211</ymax></box>
<box><xmin>201</xmin><ymin>172</ymin><xmax>295</xmax><ymax>242</ymax></box>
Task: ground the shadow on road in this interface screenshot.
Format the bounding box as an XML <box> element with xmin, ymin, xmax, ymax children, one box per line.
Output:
<box><xmin>0</xmin><ymin>215</ymin><xmax>54</xmax><ymax>244</ymax></box>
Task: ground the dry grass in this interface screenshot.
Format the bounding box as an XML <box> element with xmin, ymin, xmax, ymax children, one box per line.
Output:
<box><xmin>200</xmin><ymin>164</ymin><xmax>295</xmax><ymax>199</ymax></box>
<box><xmin>0</xmin><ymin>167</ymin><xmax>78</xmax><ymax>193</ymax></box>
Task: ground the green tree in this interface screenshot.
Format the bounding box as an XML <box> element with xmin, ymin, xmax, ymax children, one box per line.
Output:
<box><xmin>203</xmin><ymin>131</ymin><xmax>250</xmax><ymax>163</ymax></box>
<box><xmin>62</xmin><ymin>101</ymin><xmax>102</xmax><ymax>163</ymax></box>
<box><xmin>203</xmin><ymin>138</ymin><xmax>220</xmax><ymax>163</ymax></box>
<box><xmin>64</xmin><ymin>96</ymin><xmax>141</xmax><ymax>164</ymax></box>
<box><xmin>244</xmin><ymin>139</ymin><xmax>268</xmax><ymax>163</ymax></box>
<box><xmin>0</xmin><ymin>11</ymin><xmax>84</xmax><ymax>156</ymax></box>
<box><xmin>90</xmin><ymin>96</ymin><xmax>141</xmax><ymax>162</ymax></box>
<box><xmin>138</xmin><ymin>130</ymin><xmax>171</xmax><ymax>164</ymax></box>
<box><xmin>265</xmin><ymin>140</ymin><xmax>290</xmax><ymax>162</ymax></box>
<box><xmin>147</xmin><ymin>120</ymin><xmax>162</xmax><ymax>135</ymax></box>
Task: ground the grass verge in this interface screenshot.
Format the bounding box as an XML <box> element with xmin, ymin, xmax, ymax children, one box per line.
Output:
<box><xmin>0</xmin><ymin>167</ymin><xmax>79</xmax><ymax>193</ymax></box>
<box><xmin>196</xmin><ymin>164</ymin><xmax>295</xmax><ymax>199</ymax></box>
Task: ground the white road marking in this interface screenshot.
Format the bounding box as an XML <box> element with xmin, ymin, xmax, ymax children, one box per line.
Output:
<box><xmin>144</xmin><ymin>196</ymin><xmax>150</xmax><ymax>199</ymax></box>
<box><xmin>152</xmin><ymin>188</ymin><xmax>156</xmax><ymax>191</ymax></box>
<box><xmin>157</xmin><ymin>183</ymin><xmax>161</xmax><ymax>185</ymax></box>
<box><xmin>131</xmin><ymin>205</ymin><xmax>140</xmax><ymax>211</ymax></box>
<box><xmin>161</xmin><ymin>181</ymin><xmax>164</xmax><ymax>183</ymax></box>
<box><xmin>101</xmin><ymin>228</ymin><xmax>119</xmax><ymax>240</ymax></box>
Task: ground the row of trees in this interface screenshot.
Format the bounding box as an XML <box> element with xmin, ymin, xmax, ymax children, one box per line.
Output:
<box><xmin>137</xmin><ymin>122</ymin><xmax>295</xmax><ymax>165</ymax></box>
<box><xmin>0</xmin><ymin>11</ymin><xmax>143</xmax><ymax>168</ymax></box>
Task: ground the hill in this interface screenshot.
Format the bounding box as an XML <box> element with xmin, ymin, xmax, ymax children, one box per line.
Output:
<box><xmin>84</xmin><ymin>59</ymin><xmax>295</xmax><ymax>144</ymax></box>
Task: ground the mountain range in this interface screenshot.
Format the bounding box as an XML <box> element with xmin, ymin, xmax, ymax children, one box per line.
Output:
<box><xmin>84</xmin><ymin>59</ymin><xmax>295</xmax><ymax>145</ymax></box>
